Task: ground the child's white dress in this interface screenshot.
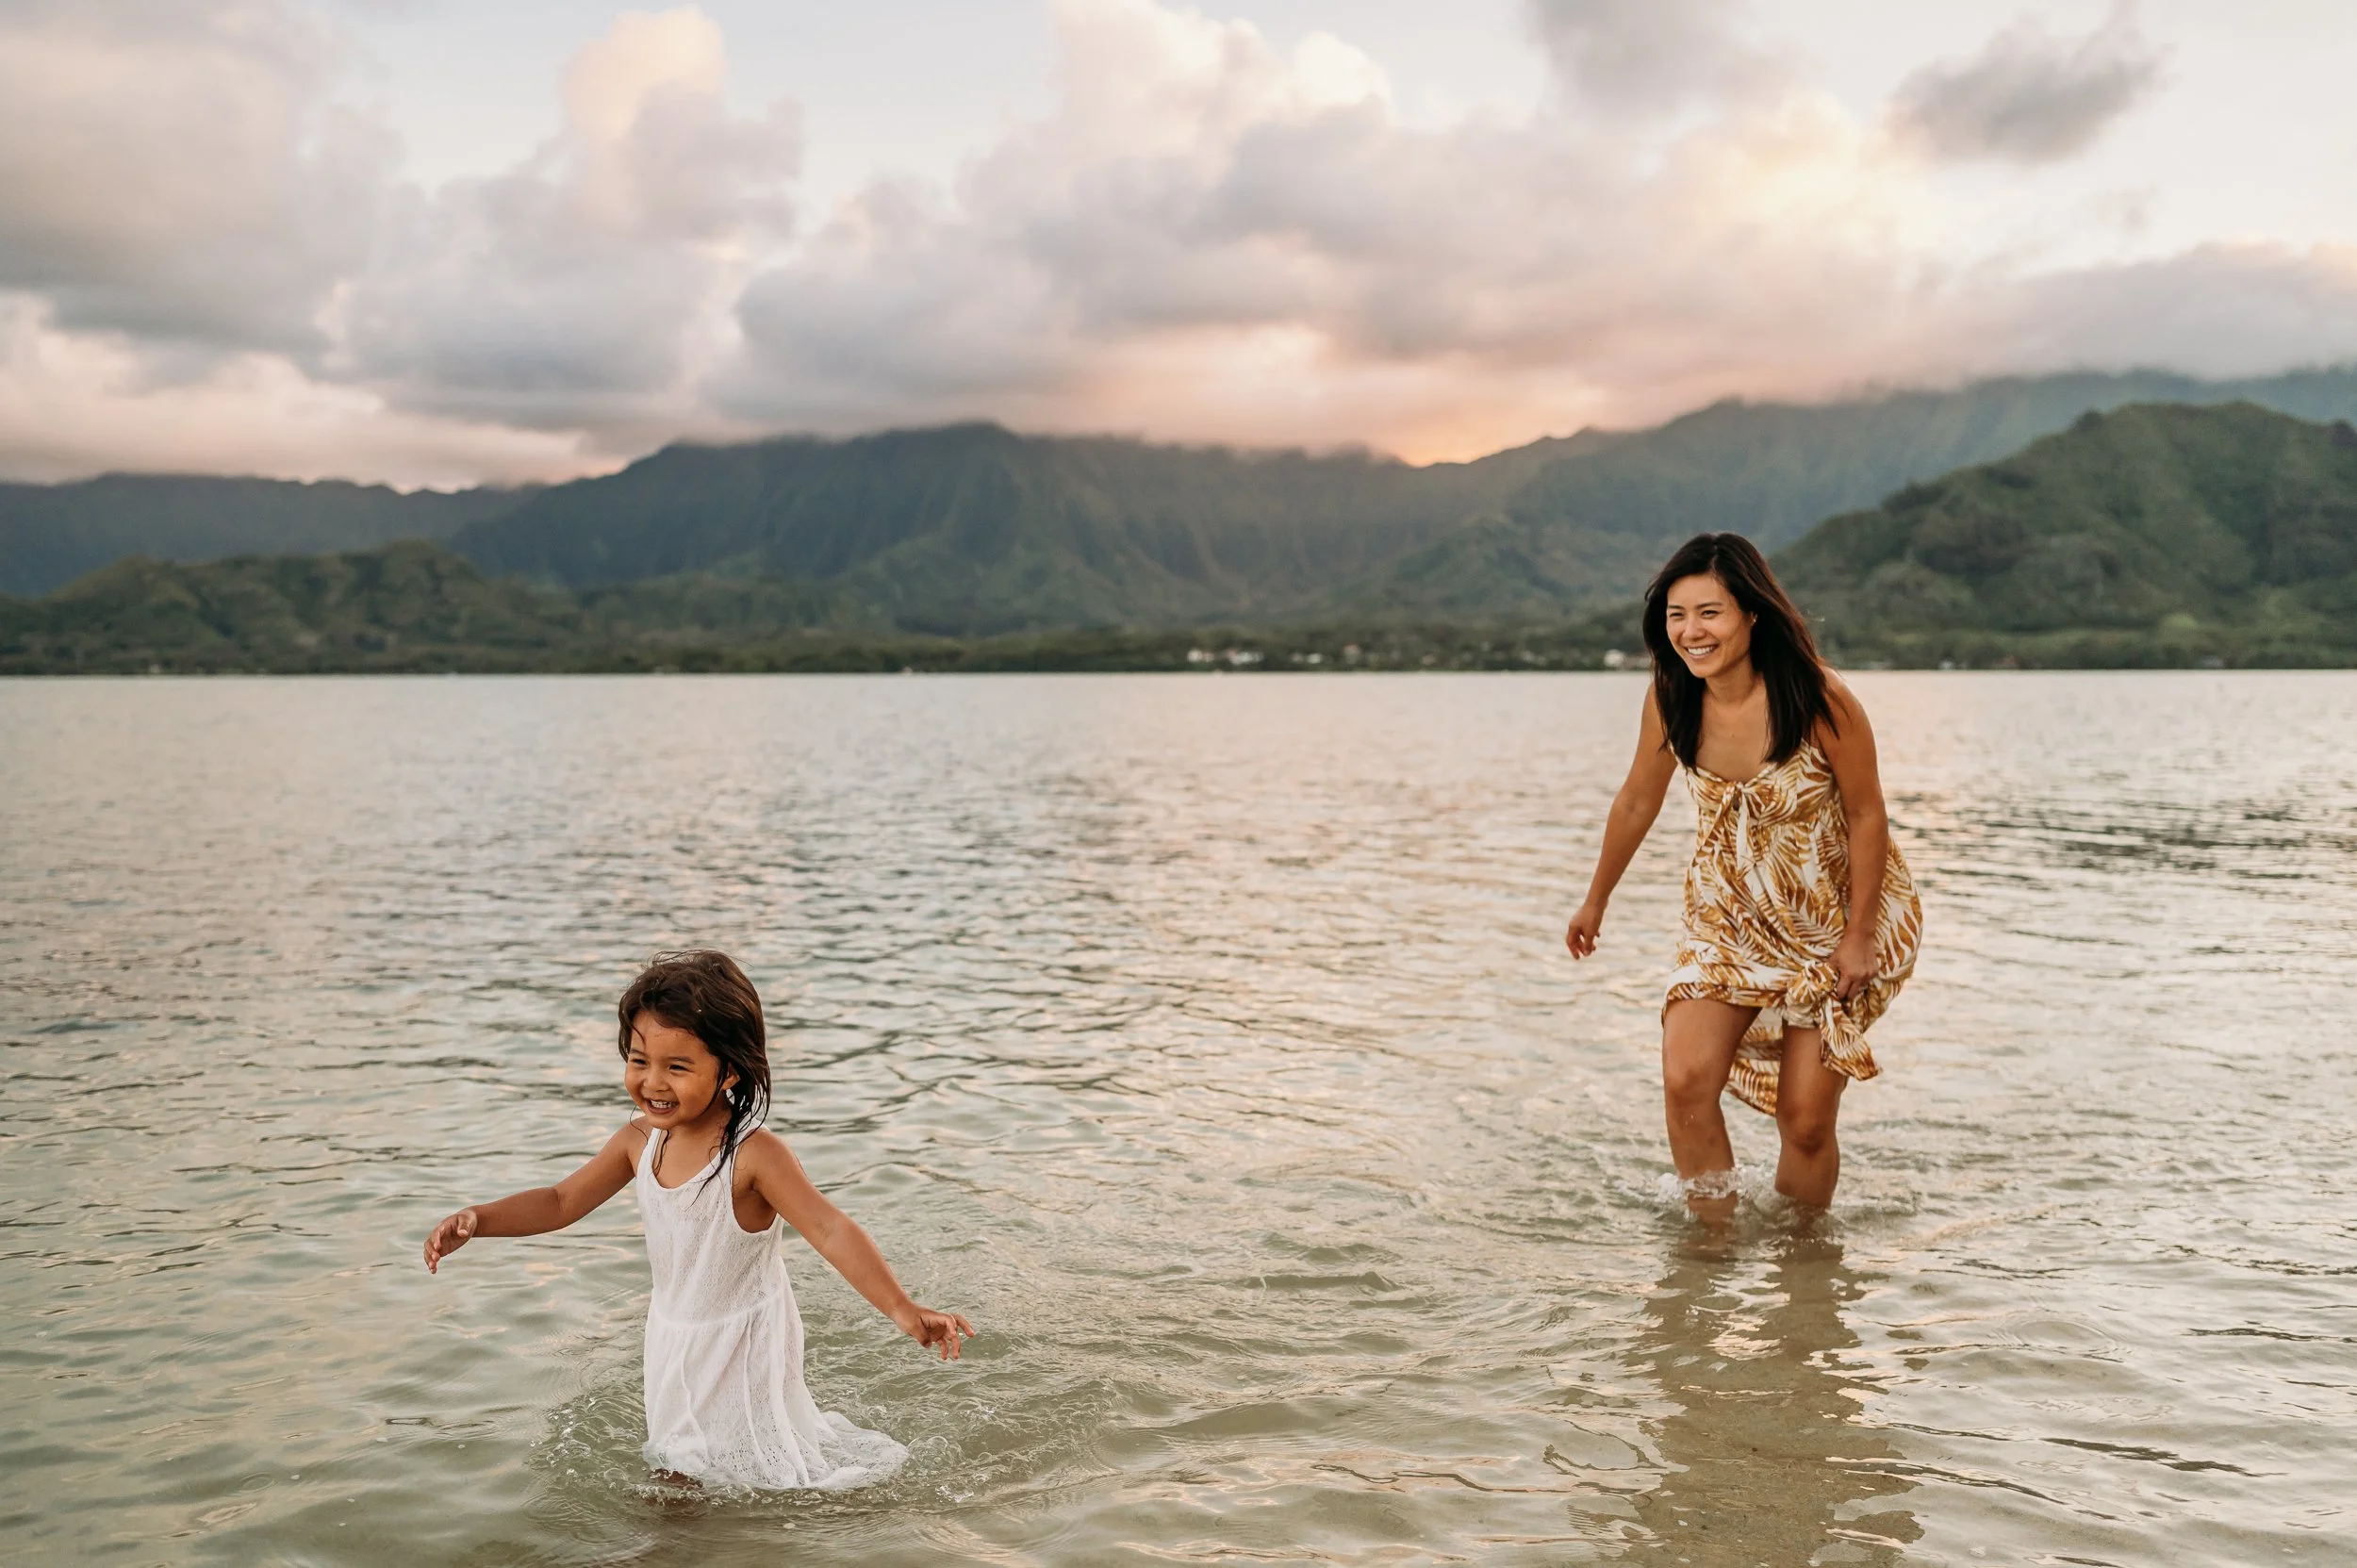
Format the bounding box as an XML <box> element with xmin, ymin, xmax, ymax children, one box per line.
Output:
<box><xmin>635</xmin><ymin>1126</ymin><xmax>909</xmax><ymax>1490</ymax></box>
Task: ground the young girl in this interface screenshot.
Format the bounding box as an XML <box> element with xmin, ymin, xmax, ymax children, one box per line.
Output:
<box><xmin>1565</xmin><ymin>534</ymin><xmax>1922</xmax><ymax>1217</ymax></box>
<box><xmin>422</xmin><ymin>949</ymin><xmax>973</xmax><ymax>1490</ymax></box>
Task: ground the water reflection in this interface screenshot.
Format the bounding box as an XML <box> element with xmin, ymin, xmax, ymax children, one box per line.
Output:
<box><xmin>1629</xmin><ymin>1235</ymin><xmax>1918</xmax><ymax>1566</ymax></box>
<box><xmin>4</xmin><ymin>673</ymin><xmax>2353</xmax><ymax>1563</ymax></box>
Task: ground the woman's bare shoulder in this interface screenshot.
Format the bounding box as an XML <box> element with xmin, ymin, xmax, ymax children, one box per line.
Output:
<box><xmin>1820</xmin><ymin>668</ymin><xmax>1871</xmax><ymax>729</ymax></box>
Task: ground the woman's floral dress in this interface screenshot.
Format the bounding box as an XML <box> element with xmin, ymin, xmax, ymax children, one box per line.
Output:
<box><xmin>1665</xmin><ymin>739</ymin><xmax>1923</xmax><ymax>1114</ymax></box>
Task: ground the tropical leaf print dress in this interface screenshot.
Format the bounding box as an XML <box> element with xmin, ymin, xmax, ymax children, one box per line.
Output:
<box><xmin>1665</xmin><ymin>740</ymin><xmax>1922</xmax><ymax>1114</ymax></box>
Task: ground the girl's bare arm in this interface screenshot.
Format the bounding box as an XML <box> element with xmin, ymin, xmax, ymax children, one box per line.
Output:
<box><xmin>422</xmin><ymin>1120</ymin><xmax>646</xmax><ymax>1272</ymax></box>
<box><xmin>739</xmin><ymin>1131</ymin><xmax>975</xmax><ymax>1359</ymax></box>
<box><xmin>1818</xmin><ymin>676</ymin><xmax>1891</xmax><ymax>999</ymax></box>
<box><xmin>1567</xmin><ymin>689</ymin><xmax>1680</xmax><ymax>957</ymax></box>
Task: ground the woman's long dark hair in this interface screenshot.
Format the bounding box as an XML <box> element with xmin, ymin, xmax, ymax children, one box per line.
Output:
<box><xmin>618</xmin><ymin>950</ymin><xmax>772</xmax><ymax>1195</ymax></box>
<box><xmin>1642</xmin><ymin>533</ymin><xmax>1834</xmax><ymax>769</ymax></box>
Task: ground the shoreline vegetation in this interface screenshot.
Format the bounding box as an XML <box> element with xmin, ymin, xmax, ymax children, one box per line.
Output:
<box><xmin>7</xmin><ymin>398</ymin><xmax>2357</xmax><ymax>674</ymax></box>
<box><xmin>5</xmin><ymin>576</ymin><xmax>2349</xmax><ymax>675</ymax></box>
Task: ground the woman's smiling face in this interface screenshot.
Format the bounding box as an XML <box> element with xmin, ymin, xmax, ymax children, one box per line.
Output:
<box><xmin>1663</xmin><ymin>571</ymin><xmax>1756</xmax><ymax>680</ymax></box>
<box><xmin>622</xmin><ymin>1014</ymin><xmax>733</xmax><ymax>1131</ymax></box>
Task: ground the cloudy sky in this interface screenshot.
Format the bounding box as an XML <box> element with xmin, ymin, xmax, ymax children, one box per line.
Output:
<box><xmin>2</xmin><ymin>0</ymin><xmax>2353</xmax><ymax>486</ymax></box>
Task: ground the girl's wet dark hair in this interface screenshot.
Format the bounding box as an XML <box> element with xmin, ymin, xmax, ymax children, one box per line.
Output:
<box><xmin>618</xmin><ymin>950</ymin><xmax>771</xmax><ymax>1193</ymax></box>
<box><xmin>1642</xmin><ymin>532</ymin><xmax>1835</xmax><ymax>770</ymax></box>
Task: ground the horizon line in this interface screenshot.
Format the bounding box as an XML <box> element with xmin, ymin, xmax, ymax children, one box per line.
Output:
<box><xmin>8</xmin><ymin>360</ymin><xmax>2355</xmax><ymax>497</ymax></box>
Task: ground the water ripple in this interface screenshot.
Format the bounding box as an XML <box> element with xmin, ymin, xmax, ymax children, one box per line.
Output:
<box><xmin>0</xmin><ymin>672</ymin><xmax>2352</xmax><ymax>1565</ymax></box>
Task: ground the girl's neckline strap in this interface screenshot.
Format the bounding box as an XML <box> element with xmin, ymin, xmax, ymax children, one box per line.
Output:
<box><xmin>643</xmin><ymin>1125</ymin><xmax>729</xmax><ymax>1193</ymax></box>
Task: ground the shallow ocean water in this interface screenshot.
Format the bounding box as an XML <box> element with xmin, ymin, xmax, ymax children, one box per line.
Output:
<box><xmin>0</xmin><ymin>670</ymin><xmax>2351</xmax><ymax>1567</ymax></box>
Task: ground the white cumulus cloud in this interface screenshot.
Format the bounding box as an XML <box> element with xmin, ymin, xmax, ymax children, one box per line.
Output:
<box><xmin>0</xmin><ymin>0</ymin><xmax>391</xmax><ymax>356</ymax></box>
<box><xmin>339</xmin><ymin>7</ymin><xmax>799</xmax><ymax>441</ymax></box>
<box><xmin>718</xmin><ymin>0</ymin><xmax>1961</xmax><ymax>452</ymax></box>
<box><xmin>0</xmin><ymin>0</ymin><xmax>2350</xmax><ymax>483</ymax></box>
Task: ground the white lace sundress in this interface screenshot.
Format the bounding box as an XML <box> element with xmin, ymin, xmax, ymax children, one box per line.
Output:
<box><xmin>635</xmin><ymin>1125</ymin><xmax>908</xmax><ymax>1490</ymax></box>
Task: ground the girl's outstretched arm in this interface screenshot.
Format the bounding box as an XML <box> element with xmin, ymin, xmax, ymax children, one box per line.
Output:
<box><xmin>737</xmin><ymin>1130</ymin><xmax>976</xmax><ymax>1360</ymax></box>
<box><xmin>422</xmin><ymin>1119</ymin><xmax>646</xmax><ymax>1273</ymax></box>
<box><xmin>1566</xmin><ymin>687</ymin><xmax>1679</xmax><ymax>958</ymax></box>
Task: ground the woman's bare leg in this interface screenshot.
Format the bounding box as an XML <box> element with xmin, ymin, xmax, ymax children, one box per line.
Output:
<box><xmin>1772</xmin><ymin>1026</ymin><xmax>1847</xmax><ymax>1209</ymax></box>
<box><xmin>1661</xmin><ymin>999</ymin><xmax>1760</xmax><ymax>1221</ymax></box>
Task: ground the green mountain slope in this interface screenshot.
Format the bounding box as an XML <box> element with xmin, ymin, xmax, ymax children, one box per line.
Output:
<box><xmin>455</xmin><ymin>368</ymin><xmax>2357</xmax><ymax>628</ymax></box>
<box><xmin>1775</xmin><ymin>402</ymin><xmax>2357</xmax><ymax>666</ymax></box>
<box><xmin>0</xmin><ymin>539</ymin><xmax>586</xmax><ymax>673</ymax></box>
<box><xmin>1320</xmin><ymin>512</ymin><xmax>1667</xmax><ymax>622</ymax></box>
<box><xmin>450</xmin><ymin>422</ymin><xmax>1585</xmax><ymax>635</ymax></box>
<box><xmin>11</xmin><ymin>368</ymin><xmax>2357</xmax><ymax>623</ymax></box>
<box><xmin>0</xmin><ymin>475</ymin><xmax>528</xmax><ymax>597</ymax></box>
<box><xmin>13</xmin><ymin>404</ymin><xmax>2357</xmax><ymax>671</ymax></box>
<box><xmin>0</xmin><ymin>540</ymin><xmax>1635</xmax><ymax>674</ymax></box>
<box><xmin>1380</xmin><ymin>368</ymin><xmax>2357</xmax><ymax>619</ymax></box>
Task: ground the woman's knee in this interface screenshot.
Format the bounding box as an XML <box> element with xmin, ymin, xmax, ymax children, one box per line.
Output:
<box><xmin>1661</xmin><ymin>1054</ymin><xmax>1727</xmax><ymax>1109</ymax></box>
<box><xmin>1659</xmin><ymin>1001</ymin><xmax>1750</xmax><ymax>1110</ymax></box>
<box><xmin>1775</xmin><ymin>1098</ymin><xmax>1838</xmax><ymax>1157</ymax></box>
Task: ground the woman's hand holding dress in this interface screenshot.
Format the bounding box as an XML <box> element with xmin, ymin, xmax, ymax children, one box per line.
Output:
<box><xmin>1831</xmin><ymin>929</ymin><xmax>1876</xmax><ymax>1002</ymax></box>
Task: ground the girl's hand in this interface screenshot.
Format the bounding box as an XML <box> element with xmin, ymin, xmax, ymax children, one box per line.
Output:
<box><xmin>1832</xmin><ymin>932</ymin><xmax>1877</xmax><ymax>1002</ymax></box>
<box><xmin>422</xmin><ymin>1208</ymin><xmax>479</xmax><ymax>1274</ymax></box>
<box><xmin>1565</xmin><ymin>900</ymin><xmax>1605</xmax><ymax>959</ymax></box>
<box><xmin>895</xmin><ymin>1304</ymin><xmax>978</xmax><ymax>1361</ymax></box>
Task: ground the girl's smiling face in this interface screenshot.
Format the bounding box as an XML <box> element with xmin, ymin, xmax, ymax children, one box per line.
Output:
<box><xmin>623</xmin><ymin>1014</ymin><xmax>734</xmax><ymax>1131</ymax></box>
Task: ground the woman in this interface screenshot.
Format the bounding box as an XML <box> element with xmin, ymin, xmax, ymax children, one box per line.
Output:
<box><xmin>1565</xmin><ymin>534</ymin><xmax>1920</xmax><ymax>1216</ymax></box>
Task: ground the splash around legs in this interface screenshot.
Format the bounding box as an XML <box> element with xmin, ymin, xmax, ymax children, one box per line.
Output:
<box><xmin>1661</xmin><ymin>1000</ymin><xmax>1850</xmax><ymax>1221</ymax></box>
<box><xmin>1660</xmin><ymin>998</ymin><xmax>1752</xmax><ymax>1222</ymax></box>
<box><xmin>1565</xmin><ymin>536</ymin><xmax>1917</xmax><ymax>1230</ymax></box>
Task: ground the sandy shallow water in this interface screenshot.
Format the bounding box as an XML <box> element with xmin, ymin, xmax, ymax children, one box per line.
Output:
<box><xmin>2</xmin><ymin>671</ymin><xmax>2351</xmax><ymax>1565</ymax></box>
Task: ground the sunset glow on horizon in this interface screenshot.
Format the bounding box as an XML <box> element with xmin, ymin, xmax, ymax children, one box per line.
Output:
<box><xmin>4</xmin><ymin>0</ymin><xmax>2355</xmax><ymax>487</ymax></box>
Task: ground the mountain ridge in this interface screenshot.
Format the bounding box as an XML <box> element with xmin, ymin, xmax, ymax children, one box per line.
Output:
<box><xmin>13</xmin><ymin>372</ymin><xmax>2357</xmax><ymax>632</ymax></box>
<box><xmin>0</xmin><ymin>474</ymin><xmax>531</xmax><ymax>598</ymax></box>
<box><xmin>1778</xmin><ymin>400</ymin><xmax>2357</xmax><ymax>666</ymax></box>
<box><xmin>447</xmin><ymin>421</ymin><xmax>1589</xmax><ymax>634</ymax></box>
<box><xmin>11</xmin><ymin>400</ymin><xmax>2357</xmax><ymax>672</ymax></box>
<box><xmin>11</xmin><ymin>367</ymin><xmax>2357</xmax><ymax>625</ymax></box>
<box><xmin>439</xmin><ymin>367</ymin><xmax>2357</xmax><ymax>634</ymax></box>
